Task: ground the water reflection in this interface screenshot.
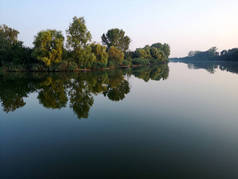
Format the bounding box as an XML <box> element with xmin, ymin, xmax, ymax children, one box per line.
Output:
<box><xmin>172</xmin><ymin>60</ymin><xmax>238</xmax><ymax>74</ymax></box>
<box><xmin>0</xmin><ymin>64</ymin><xmax>169</xmax><ymax>119</ymax></box>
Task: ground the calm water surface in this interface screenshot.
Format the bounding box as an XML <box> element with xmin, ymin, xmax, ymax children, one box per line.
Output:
<box><xmin>1</xmin><ymin>62</ymin><xmax>238</xmax><ymax>178</ymax></box>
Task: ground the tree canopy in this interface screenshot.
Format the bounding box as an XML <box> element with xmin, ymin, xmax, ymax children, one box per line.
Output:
<box><xmin>0</xmin><ymin>19</ymin><xmax>171</xmax><ymax>71</ymax></box>
<box><xmin>33</xmin><ymin>30</ymin><xmax>64</xmax><ymax>67</ymax></box>
<box><xmin>90</xmin><ymin>43</ymin><xmax>108</xmax><ymax>66</ymax></box>
<box><xmin>66</xmin><ymin>16</ymin><xmax>92</xmax><ymax>49</ymax></box>
<box><xmin>108</xmin><ymin>46</ymin><xmax>125</xmax><ymax>66</ymax></box>
<box><xmin>102</xmin><ymin>28</ymin><xmax>131</xmax><ymax>52</ymax></box>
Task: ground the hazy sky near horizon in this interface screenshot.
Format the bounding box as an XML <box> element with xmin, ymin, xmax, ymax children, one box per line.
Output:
<box><xmin>1</xmin><ymin>0</ymin><xmax>238</xmax><ymax>57</ymax></box>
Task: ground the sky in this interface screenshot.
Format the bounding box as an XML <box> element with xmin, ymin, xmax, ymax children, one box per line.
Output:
<box><xmin>0</xmin><ymin>0</ymin><xmax>238</xmax><ymax>57</ymax></box>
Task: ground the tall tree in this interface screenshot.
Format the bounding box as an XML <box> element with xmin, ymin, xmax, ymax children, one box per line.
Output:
<box><xmin>102</xmin><ymin>28</ymin><xmax>131</xmax><ymax>52</ymax></box>
<box><xmin>0</xmin><ymin>25</ymin><xmax>20</xmax><ymax>65</ymax></box>
<box><xmin>66</xmin><ymin>17</ymin><xmax>95</xmax><ymax>68</ymax></box>
<box><xmin>33</xmin><ymin>30</ymin><xmax>64</xmax><ymax>67</ymax></box>
<box><xmin>66</xmin><ymin>16</ymin><xmax>92</xmax><ymax>49</ymax></box>
<box><xmin>0</xmin><ymin>25</ymin><xmax>19</xmax><ymax>45</ymax></box>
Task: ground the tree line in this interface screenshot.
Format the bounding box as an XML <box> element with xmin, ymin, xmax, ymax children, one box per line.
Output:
<box><xmin>0</xmin><ymin>17</ymin><xmax>170</xmax><ymax>72</ymax></box>
<box><xmin>171</xmin><ymin>47</ymin><xmax>238</xmax><ymax>62</ymax></box>
<box><xmin>0</xmin><ymin>64</ymin><xmax>169</xmax><ymax>119</ymax></box>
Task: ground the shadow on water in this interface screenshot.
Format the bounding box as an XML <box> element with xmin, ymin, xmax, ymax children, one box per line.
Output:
<box><xmin>0</xmin><ymin>64</ymin><xmax>169</xmax><ymax>119</ymax></box>
<box><xmin>171</xmin><ymin>59</ymin><xmax>238</xmax><ymax>74</ymax></box>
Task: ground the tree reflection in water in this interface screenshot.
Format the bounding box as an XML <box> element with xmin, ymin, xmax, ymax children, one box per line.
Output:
<box><xmin>172</xmin><ymin>59</ymin><xmax>238</xmax><ymax>75</ymax></box>
<box><xmin>0</xmin><ymin>64</ymin><xmax>169</xmax><ymax>119</ymax></box>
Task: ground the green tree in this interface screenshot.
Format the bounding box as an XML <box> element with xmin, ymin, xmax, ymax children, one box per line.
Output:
<box><xmin>66</xmin><ymin>17</ymin><xmax>95</xmax><ymax>68</ymax></box>
<box><xmin>135</xmin><ymin>48</ymin><xmax>148</xmax><ymax>58</ymax></box>
<box><xmin>66</xmin><ymin>16</ymin><xmax>92</xmax><ymax>49</ymax></box>
<box><xmin>90</xmin><ymin>43</ymin><xmax>108</xmax><ymax>66</ymax></box>
<box><xmin>0</xmin><ymin>25</ymin><xmax>19</xmax><ymax>45</ymax></box>
<box><xmin>0</xmin><ymin>25</ymin><xmax>20</xmax><ymax>65</ymax></box>
<box><xmin>74</xmin><ymin>45</ymin><xmax>96</xmax><ymax>68</ymax></box>
<box><xmin>102</xmin><ymin>28</ymin><xmax>131</xmax><ymax>51</ymax></box>
<box><xmin>32</xmin><ymin>30</ymin><xmax>64</xmax><ymax>67</ymax></box>
<box><xmin>108</xmin><ymin>46</ymin><xmax>124</xmax><ymax>66</ymax></box>
<box><xmin>151</xmin><ymin>43</ymin><xmax>170</xmax><ymax>57</ymax></box>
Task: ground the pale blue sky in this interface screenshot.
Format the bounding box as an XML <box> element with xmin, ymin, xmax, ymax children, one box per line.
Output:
<box><xmin>1</xmin><ymin>0</ymin><xmax>238</xmax><ymax>57</ymax></box>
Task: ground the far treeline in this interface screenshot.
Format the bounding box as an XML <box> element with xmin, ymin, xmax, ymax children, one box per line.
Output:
<box><xmin>0</xmin><ymin>16</ymin><xmax>170</xmax><ymax>72</ymax></box>
<box><xmin>171</xmin><ymin>47</ymin><xmax>238</xmax><ymax>62</ymax></box>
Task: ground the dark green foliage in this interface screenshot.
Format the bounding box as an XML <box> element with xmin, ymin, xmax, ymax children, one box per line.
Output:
<box><xmin>30</xmin><ymin>64</ymin><xmax>48</xmax><ymax>72</ymax></box>
<box><xmin>0</xmin><ymin>63</ymin><xmax>169</xmax><ymax>118</ymax></box>
<box><xmin>135</xmin><ymin>48</ymin><xmax>151</xmax><ymax>59</ymax></box>
<box><xmin>38</xmin><ymin>77</ymin><xmax>68</xmax><ymax>109</ymax></box>
<box><xmin>104</xmin><ymin>80</ymin><xmax>130</xmax><ymax>101</ymax></box>
<box><xmin>67</xmin><ymin>61</ymin><xmax>78</xmax><ymax>71</ymax></box>
<box><xmin>102</xmin><ymin>28</ymin><xmax>131</xmax><ymax>51</ymax></box>
<box><xmin>187</xmin><ymin>47</ymin><xmax>219</xmax><ymax>59</ymax></box>
<box><xmin>122</xmin><ymin>59</ymin><xmax>132</xmax><ymax>66</ymax></box>
<box><xmin>219</xmin><ymin>48</ymin><xmax>238</xmax><ymax>61</ymax></box>
<box><xmin>151</xmin><ymin>43</ymin><xmax>170</xmax><ymax>57</ymax></box>
<box><xmin>132</xmin><ymin>58</ymin><xmax>150</xmax><ymax>65</ymax></box>
<box><xmin>132</xmin><ymin>42</ymin><xmax>170</xmax><ymax>65</ymax></box>
<box><xmin>174</xmin><ymin>47</ymin><xmax>238</xmax><ymax>62</ymax></box>
<box><xmin>132</xmin><ymin>64</ymin><xmax>169</xmax><ymax>82</ymax></box>
<box><xmin>0</xmin><ymin>25</ymin><xmax>35</xmax><ymax>66</ymax></box>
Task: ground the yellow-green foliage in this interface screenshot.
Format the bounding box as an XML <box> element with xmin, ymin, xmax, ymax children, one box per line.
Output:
<box><xmin>108</xmin><ymin>46</ymin><xmax>124</xmax><ymax>65</ymax></box>
<box><xmin>33</xmin><ymin>30</ymin><xmax>64</xmax><ymax>67</ymax></box>
<box><xmin>90</xmin><ymin>43</ymin><xmax>108</xmax><ymax>65</ymax></box>
<box><xmin>74</xmin><ymin>46</ymin><xmax>96</xmax><ymax>68</ymax></box>
<box><xmin>135</xmin><ymin>48</ymin><xmax>150</xmax><ymax>59</ymax></box>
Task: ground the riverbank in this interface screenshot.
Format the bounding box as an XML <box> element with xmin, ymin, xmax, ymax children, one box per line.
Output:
<box><xmin>0</xmin><ymin>59</ymin><xmax>168</xmax><ymax>73</ymax></box>
<box><xmin>0</xmin><ymin>64</ymin><xmax>147</xmax><ymax>73</ymax></box>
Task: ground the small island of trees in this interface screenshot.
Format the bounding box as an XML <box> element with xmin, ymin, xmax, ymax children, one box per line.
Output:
<box><xmin>0</xmin><ymin>17</ymin><xmax>170</xmax><ymax>72</ymax></box>
<box><xmin>171</xmin><ymin>47</ymin><xmax>238</xmax><ymax>62</ymax></box>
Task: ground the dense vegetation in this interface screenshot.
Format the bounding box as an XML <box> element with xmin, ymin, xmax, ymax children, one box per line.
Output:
<box><xmin>0</xmin><ymin>17</ymin><xmax>170</xmax><ymax>72</ymax></box>
<box><xmin>171</xmin><ymin>47</ymin><xmax>238</xmax><ymax>62</ymax></box>
<box><xmin>0</xmin><ymin>64</ymin><xmax>169</xmax><ymax>119</ymax></box>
